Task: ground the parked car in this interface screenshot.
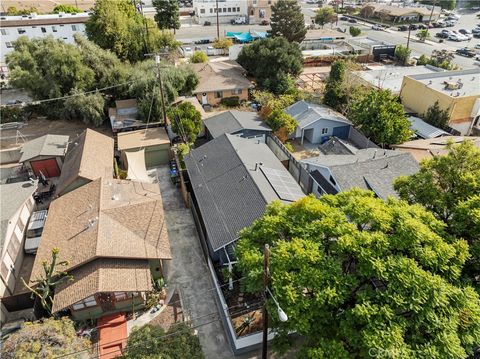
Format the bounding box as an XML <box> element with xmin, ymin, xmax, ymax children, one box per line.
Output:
<box><xmin>458</xmin><ymin>29</ymin><xmax>473</xmax><ymax>39</ymax></box>
<box><xmin>340</xmin><ymin>16</ymin><xmax>349</xmax><ymax>21</ymax></box>
<box><xmin>372</xmin><ymin>24</ymin><xmax>382</xmax><ymax>30</ymax></box>
<box><xmin>397</xmin><ymin>25</ymin><xmax>408</xmax><ymax>31</ymax></box>
<box><xmin>455</xmin><ymin>48</ymin><xmax>476</xmax><ymax>57</ymax></box>
<box><xmin>472</xmin><ymin>27</ymin><xmax>480</xmax><ymax>35</ymax></box>
<box><xmin>436</xmin><ymin>32</ymin><xmax>449</xmax><ymax>38</ymax></box>
<box><xmin>24</xmin><ymin>210</ymin><xmax>48</xmax><ymax>254</ymax></box>
<box><xmin>181</xmin><ymin>46</ymin><xmax>193</xmax><ymax>57</ymax></box>
<box><xmin>203</xmin><ymin>21</ymin><xmax>211</xmax><ymax>26</ymax></box>
<box><xmin>449</xmin><ymin>33</ymin><xmax>465</xmax><ymax>42</ymax></box>
<box><xmin>409</xmin><ymin>24</ymin><xmax>418</xmax><ymax>30</ymax></box>
<box><xmin>348</xmin><ymin>18</ymin><xmax>357</xmax><ymax>23</ymax></box>
<box><xmin>260</xmin><ymin>20</ymin><xmax>269</xmax><ymax>25</ymax></box>
<box><xmin>418</xmin><ymin>24</ymin><xmax>427</xmax><ymax>29</ymax></box>
<box><xmin>475</xmin><ymin>43</ymin><xmax>480</xmax><ymax>49</ymax></box>
<box><xmin>444</xmin><ymin>20</ymin><xmax>455</xmax><ymax>27</ymax></box>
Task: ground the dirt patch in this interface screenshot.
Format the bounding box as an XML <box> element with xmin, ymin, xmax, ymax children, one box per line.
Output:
<box><xmin>1</xmin><ymin>0</ymin><xmax>95</xmax><ymax>13</ymax></box>
<box><xmin>149</xmin><ymin>292</ymin><xmax>185</xmax><ymax>331</ymax></box>
<box><xmin>0</xmin><ymin>116</ymin><xmax>112</xmax><ymax>149</ymax></box>
<box><xmin>231</xmin><ymin>309</ymin><xmax>263</xmax><ymax>337</ymax></box>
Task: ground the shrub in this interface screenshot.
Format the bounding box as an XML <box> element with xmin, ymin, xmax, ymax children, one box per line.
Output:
<box><xmin>0</xmin><ymin>106</ymin><xmax>24</xmax><ymax>123</ymax></box>
<box><xmin>220</xmin><ymin>96</ymin><xmax>240</xmax><ymax>107</ymax></box>
<box><xmin>190</xmin><ymin>51</ymin><xmax>208</xmax><ymax>63</ymax></box>
<box><xmin>349</xmin><ymin>26</ymin><xmax>361</xmax><ymax>37</ymax></box>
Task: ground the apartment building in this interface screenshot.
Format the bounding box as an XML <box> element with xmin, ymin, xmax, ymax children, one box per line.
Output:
<box><xmin>193</xmin><ymin>0</ymin><xmax>248</xmax><ymax>25</ymax></box>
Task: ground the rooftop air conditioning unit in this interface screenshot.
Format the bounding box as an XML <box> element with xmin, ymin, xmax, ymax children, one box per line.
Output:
<box><xmin>444</xmin><ymin>81</ymin><xmax>459</xmax><ymax>90</ymax></box>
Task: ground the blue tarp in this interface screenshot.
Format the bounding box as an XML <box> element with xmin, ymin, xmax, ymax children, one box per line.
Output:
<box><xmin>225</xmin><ymin>31</ymin><xmax>268</xmax><ymax>43</ymax></box>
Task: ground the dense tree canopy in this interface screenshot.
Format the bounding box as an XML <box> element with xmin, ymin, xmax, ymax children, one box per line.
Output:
<box><xmin>394</xmin><ymin>45</ymin><xmax>411</xmax><ymax>65</ymax></box>
<box><xmin>236</xmin><ymin>190</ymin><xmax>480</xmax><ymax>358</ymax></box>
<box><xmin>52</xmin><ymin>4</ymin><xmax>81</xmax><ymax>13</ymax></box>
<box><xmin>6</xmin><ymin>36</ymin><xmax>197</xmax><ymax>125</ymax></box>
<box><xmin>167</xmin><ymin>102</ymin><xmax>202</xmax><ymax>143</ymax></box>
<box><xmin>269</xmin><ymin>0</ymin><xmax>307</xmax><ymax>43</ymax></box>
<box><xmin>315</xmin><ymin>7</ymin><xmax>337</xmax><ymax>28</ymax></box>
<box><xmin>1</xmin><ymin>317</ymin><xmax>91</xmax><ymax>358</ymax></box>
<box><xmin>153</xmin><ymin>0</ymin><xmax>180</xmax><ymax>32</ymax></box>
<box><xmin>349</xmin><ymin>89</ymin><xmax>411</xmax><ymax>147</ymax></box>
<box><xmin>237</xmin><ymin>37</ymin><xmax>302</xmax><ymax>94</ymax></box>
<box><xmin>394</xmin><ymin>141</ymin><xmax>480</xmax><ymax>289</ymax></box>
<box><xmin>423</xmin><ymin>100</ymin><xmax>450</xmax><ymax>130</ymax></box>
<box><xmin>86</xmin><ymin>0</ymin><xmax>179</xmax><ymax>62</ymax></box>
<box><xmin>122</xmin><ymin>323</ymin><xmax>204</xmax><ymax>359</ymax></box>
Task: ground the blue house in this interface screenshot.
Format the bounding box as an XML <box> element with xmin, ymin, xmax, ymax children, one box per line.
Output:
<box><xmin>285</xmin><ymin>101</ymin><xmax>352</xmax><ymax>145</ymax></box>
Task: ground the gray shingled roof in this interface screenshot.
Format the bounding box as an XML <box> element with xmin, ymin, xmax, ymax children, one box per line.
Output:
<box><xmin>302</xmin><ymin>148</ymin><xmax>398</xmax><ymax>168</ymax></box>
<box><xmin>319</xmin><ymin>137</ymin><xmax>357</xmax><ymax>155</ymax></box>
<box><xmin>19</xmin><ymin>134</ymin><xmax>69</xmax><ymax>162</ymax></box>
<box><xmin>328</xmin><ymin>152</ymin><xmax>419</xmax><ymax>199</ymax></box>
<box><xmin>185</xmin><ymin>134</ymin><xmax>303</xmax><ymax>252</ymax></box>
<box><xmin>0</xmin><ymin>180</ymin><xmax>37</xmax><ymax>252</ymax></box>
<box><xmin>285</xmin><ymin>101</ymin><xmax>351</xmax><ymax>129</ymax></box>
<box><xmin>204</xmin><ymin>110</ymin><xmax>271</xmax><ymax>138</ymax></box>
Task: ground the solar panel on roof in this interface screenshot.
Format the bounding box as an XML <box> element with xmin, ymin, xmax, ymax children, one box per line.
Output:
<box><xmin>260</xmin><ymin>167</ymin><xmax>305</xmax><ymax>202</ymax></box>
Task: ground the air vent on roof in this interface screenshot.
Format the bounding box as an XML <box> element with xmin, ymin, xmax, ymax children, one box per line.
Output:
<box><xmin>444</xmin><ymin>81</ymin><xmax>459</xmax><ymax>90</ymax></box>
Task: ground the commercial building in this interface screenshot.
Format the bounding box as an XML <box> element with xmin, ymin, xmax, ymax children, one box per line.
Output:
<box><xmin>192</xmin><ymin>0</ymin><xmax>248</xmax><ymax>25</ymax></box>
<box><xmin>248</xmin><ymin>0</ymin><xmax>276</xmax><ymax>24</ymax></box>
<box><xmin>399</xmin><ymin>69</ymin><xmax>480</xmax><ymax>135</ymax></box>
<box><xmin>361</xmin><ymin>3</ymin><xmax>441</xmax><ymax>23</ymax></box>
<box><xmin>0</xmin><ymin>12</ymin><xmax>89</xmax><ymax>65</ymax></box>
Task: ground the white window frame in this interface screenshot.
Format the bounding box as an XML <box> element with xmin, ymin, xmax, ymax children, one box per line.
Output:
<box><xmin>1</xmin><ymin>29</ymin><xmax>8</xmax><ymax>35</ymax></box>
<box><xmin>232</xmin><ymin>89</ymin><xmax>242</xmax><ymax>95</ymax></box>
<box><xmin>17</xmin><ymin>28</ymin><xmax>26</xmax><ymax>34</ymax></box>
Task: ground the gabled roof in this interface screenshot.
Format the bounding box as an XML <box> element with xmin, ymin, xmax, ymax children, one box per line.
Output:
<box><xmin>408</xmin><ymin>116</ymin><xmax>449</xmax><ymax>139</ymax></box>
<box><xmin>285</xmin><ymin>101</ymin><xmax>351</xmax><ymax>129</ymax></box>
<box><xmin>192</xmin><ymin>61</ymin><xmax>253</xmax><ymax>93</ymax></box>
<box><xmin>19</xmin><ymin>134</ymin><xmax>69</xmax><ymax>162</ymax></box>
<box><xmin>55</xmin><ymin>129</ymin><xmax>114</xmax><ymax>195</ymax></box>
<box><xmin>204</xmin><ymin>110</ymin><xmax>271</xmax><ymax>138</ymax></box>
<box><xmin>52</xmin><ymin>258</ymin><xmax>153</xmax><ymax>313</ymax></box>
<box><xmin>31</xmin><ymin>177</ymin><xmax>171</xmax><ymax>283</ymax></box>
<box><xmin>0</xmin><ymin>180</ymin><xmax>37</xmax><ymax>252</ymax></box>
<box><xmin>184</xmin><ymin>134</ymin><xmax>303</xmax><ymax>252</ymax></box>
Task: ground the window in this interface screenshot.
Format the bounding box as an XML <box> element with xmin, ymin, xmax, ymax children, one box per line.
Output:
<box><xmin>52</xmin><ymin>26</ymin><xmax>57</xmax><ymax>32</ymax></box>
<box><xmin>17</xmin><ymin>28</ymin><xmax>26</xmax><ymax>34</ymax></box>
<box><xmin>114</xmin><ymin>292</ymin><xmax>127</xmax><ymax>301</ymax></box>
<box><xmin>41</xmin><ymin>27</ymin><xmax>46</xmax><ymax>33</ymax></box>
<box><xmin>329</xmin><ymin>175</ymin><xmax>336</xmax><ymax>185</ymax></box>
<box><xmin>72</xmin><ymin>295</ymin><xmax>97</xmax><ymax>310</ymax></box>
<box><xmin>1</xmin><ymin>29</ymin><xmax>8</xmax><ymax>35</ymax></box>
<box><xmin>200</xmin><ymin>8</ymin><xmax>205</xmax><ymax>14</ymax></box>
<box><xmin>237</xmin><ymin>7</ymin><xmax>240</xmax><ymax>11</ymax></box>
<box><xmin>228</xmin><ymin>7</ymin><xmax>231</xmax><ymax>12</ymax></box>
<box><xmin>214</xmin><ymin>91</ymin><xmax>223</xmax><ymax>99</ymax></box>
<box><xmin>1</xmin><ymin>261</ymin><xmax>8</xmax><ymax>280</ymax></box>
<box><xmin>210</xmin><ymin>8</ymin><xmax>213</xmax><ymax>13</ymax></box>
<box><xmin>321</xmin><ymin>128</ymin><xmax>328</xmax><ymax>134</ymax></box>
<box><xmin>6</xmin><ymin>42</ymin><xmax>13</xmax><ymax>48</ymax></box>
<box><xmin>72</xmin><ymin>25</ymin><xmax>78</xmax><ymax>31</ymax></box>
<box><xmin>214</xmin><ymin>8</ymin><xmax>217</xmax><ymax>13</ymax></box>
<box><xmin>232</xmin><ymin>89</ymin><xmax>242</xmax><ymax>95</ymax></box>
<box><xmin>233</xmin><ymin>7</ymin><xmax>237</xmax><ymax>12</ymax></box>
<box><xmin>268</xmin><ymin>0</ymin><xmax>272</xmax><ymax>4</ymax></box>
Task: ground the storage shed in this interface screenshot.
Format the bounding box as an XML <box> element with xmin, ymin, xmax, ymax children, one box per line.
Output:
<box><xmin>19</xmin><ymin>134</ymin><xmax>69</xmax><ymax>178</ymax></box>
<box><xmin>117</xmin><ymin>128</ymin><xmax>170</xmax><ymax>169</ymax></box>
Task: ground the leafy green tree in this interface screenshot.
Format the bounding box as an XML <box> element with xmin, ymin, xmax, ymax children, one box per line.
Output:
<box><xmin>86</xmin><ymin>0</ymin><xmax>179</xmax><ymax>62</ymax></box>
<box><xmin>6</xmin><ymin>6</ymin><xmax>38</xmax><ymax>15</ymax></box>
<box><xmin>236</xmin><ymin>189</ymin><xmax>480</xmax><ymax>358</ymax></box>
<box><xmin>349</xmin><ymin>89</ymin><xmax>411</xmax><ymax>147</ymax></box>
<box><xmin>394</xmin><ymin>44</ymin><xmax>412</xmax><ymax>65</ymax></box>
<box><xmin>1</xmin><ymin>317</ymin><xmax>91</xmax><ymax>359</ymax></box>
<box><xmin>167</xmin><ymin>102</ymin><xmax>202</xmax><ymax>143</ymax></box>
<box><xmin>123</xmin><ymin>323</ymin><xmax>204</xmax><ymax>359</ymax></box>
<box><xmin>394</xmin><ymin>141</ymin><xmax>480</xmax><ymax>289</ymax></box>
<box><xmin>348</xmin><ymin>26</ymin><xmax>361</xmax><ymax>37</ymax></box>
<box><xmin>430</xmin><ymin>49</ymin><xmax>457</xmax><ymax>70</ymax></box>
<box><xmin>52</xmin><ymin>4</ymin><xmax>81</xmax><ymax>13</ymax></box>
<box><xmin>62</xmin><ymin>91</ymin><xmax>105</xmax><ymax>126</ymax></box>
<box><xmin>213</xmin><ymin>38</ymin><xmax>233</xmax><ymax>50</ymax></box>
<box><xmin>237</xmin><ymin>37</ymin><xmax>302</xmax><ymax>94</ymax></box>
<box><xmin>323</xmin><ymin>60</ymin><xmax>355</xmax><ymax>114</ymax></box>
<box><xmin>265</xmin><ymin>109</ymin><xmax>298</xmax><ymax>139</ymax></box>
<box><xmin>269</xmin><ymin>0</ymin><xmax>307</xmax><ymax>43</ymax></box>
<box><xmin>153</xmin><ymin>0</ymin><xmax>180</xmax><ymax>32</ymax></box>
<box><xmin>21</xmin><ymin>248</ymin><xmax>72</xmax><ymax>315</ymax></box>
<box><xmin>0</xmin><ymin>106</ymin><xmax>25</xmax><ymax>124</ymax></box>
<box><xmin>190</xmin><ymin>51</ymin><xmax>208</xmax><ymax>63</ymax></box>
<box><xmin>315</xmin><ymin>7</ymin><xmax>337</xmax><ymax>28</ymax></box>
<box><xmin>423</xmin><ymin>100</ymin><xmax>450</xmax><ymax>129</ymax></box>
<box><xmin>417</xmin><ymin>29</ymin><xmax>431</xmax><ymax>42</ymax></box>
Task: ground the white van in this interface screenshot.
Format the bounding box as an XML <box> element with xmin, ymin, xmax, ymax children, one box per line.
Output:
<box><xmin>24</xmin><ymin>210</ymin><xmax>48</xmax><ymax>254</ymax></box>
<box><xmin>206</xmin><ymin>46</ymin><xmax>215</xmax><ymax>56</ymax></box>
<box><xmin>182</xmin><ymin>46</ymin><xmax>194</xmax><ymax>57</ymax></box>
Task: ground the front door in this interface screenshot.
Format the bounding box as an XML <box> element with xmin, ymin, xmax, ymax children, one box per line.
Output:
<box><xmin>97</xmin><ymin>293</ymin><xmax>116</xmax><ymax>312</ymax></box>
<box><xmin>201</xmin><ymin>92</ymin><xmax>208</xmax><ymax>105</ymax></box>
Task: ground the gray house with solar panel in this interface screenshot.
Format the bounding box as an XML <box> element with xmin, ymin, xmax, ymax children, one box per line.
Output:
<box><xmin>184</xmin><ymin>134</ymin><xmax>304</xmax><ymax>264</ymax></box>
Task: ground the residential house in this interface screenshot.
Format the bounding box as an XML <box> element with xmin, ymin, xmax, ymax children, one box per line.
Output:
<box><xmin>55</xmin><ymin>129</ymin><xmax>114</xmax><ymax>196</ymax></box>
<box><xmin>185</xmin><ymin>134</ymin><xmax>304</xmax><ymax>264</ymax></box>
<box><xmin>302</xmin><ymin>149</ymin><xmax>419</xmax><ymax>199</ymax></box>
<box><xmin>117</xmin><ymin>128</ymin><xmax>170</xmax><ymax>169</ymax></box>
<box><xmin>0</xmin><ymin>12</ymin><xmax>89</xmax><ymax>65</ymax></box>
<box><xmin>203</xmin><ymin>110</ymin><xmax>271</xmax><ymax>140</ymax></box>
<box><xmin>285</xmin><ymin>101</ymin><xmax>352</xmax><ymax>145</ymax></box>
<box><xmin>193</xmin><ymin>0</ymin><xmax>248</xmax><ymax>25</ymax></box>
<box><xmin>361</xmin><ymin>3</ymin><xmax>441</xmax><ymax>23</ymax></box>
<box><xmin>192</xmin><ymin>61</ymin><xmax>253</xmax><ymax>106</ymax></box>
<box><xmin>399</xmin><ymin>68</ymin><xmax>480</xmax><ymax>135</ymax></box>
<box><xmin>30</xmin><ymin>178</ymin><xmax>171</xmax><ymax>320</ymax></box>
<box><xmin>1</xmin><ymin>179</ymin><xmax>37</xmax><ymax>324</ymax></box>
<box><xmin>392</xmin><ymin>136</ymin><xmax>480</xmax><ymax>162</ymax></box>
<box><xmin>350</xmin><ymin>65</ymin><xmax>442</xmax><ymax>94</ymax></box>
<box><xmin>19</xmin><ymin>134</ymin><xmax>69</xmax><ymax>178</ymax></box>
<box><xmin>408</xmin><ymin>116</ymin><xmax>449</xmax><ymax>139</ymax></box>
<box><xmin>248</xmin><ymin>0</ymin><xmax>276</xmax><ymax>24</ymax></box>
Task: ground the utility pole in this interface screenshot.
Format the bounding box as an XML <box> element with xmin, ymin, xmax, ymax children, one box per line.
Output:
<box><xmin>155</xmin><ymin>54</ymin><xmax>168</xmax><ymax>125</ymax></box>
<box><xmin>406</xmin><ymin>25</ymin><xmax>411</xmax><ymax>49</ymax></box>
<box><xmin>216</xmin><ymin>0</ymin><xmax>220</xmax><ymax>40</ymax></box>
<box><xmin>428</xmin><ymin>0</ymin><xmax>437</xmax><ymax>24</ymax></box>
<box><xmin>262</xmin><ymin>244</ymin><xmax>270</xmax><ymax>359</ymax></box>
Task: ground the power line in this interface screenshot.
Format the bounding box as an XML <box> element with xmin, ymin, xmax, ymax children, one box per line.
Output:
<box><xmin>3</xmin><ymin>81</ymin><xmax>135</xmax><ymax>107</ymax></box>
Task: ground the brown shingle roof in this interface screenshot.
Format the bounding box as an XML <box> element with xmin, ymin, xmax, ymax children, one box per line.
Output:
<box><xmin>55</xmin><ymin>129</ymin><xmax>114</xmax><ymax>195</ymax></box>
<box><xmin>31</xmin><ymin>177</ymin><xmax>171</xmax><ymax>284</ymax></box>
<box><xmin>192</xmin><ymin>61</ymin><xmax>253</xmax><ymax>94</ymax></box>
<box><xmin>52</xmin><ymin>258</ymin><xmax>152</xmax><ymax>313</ymax></box>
